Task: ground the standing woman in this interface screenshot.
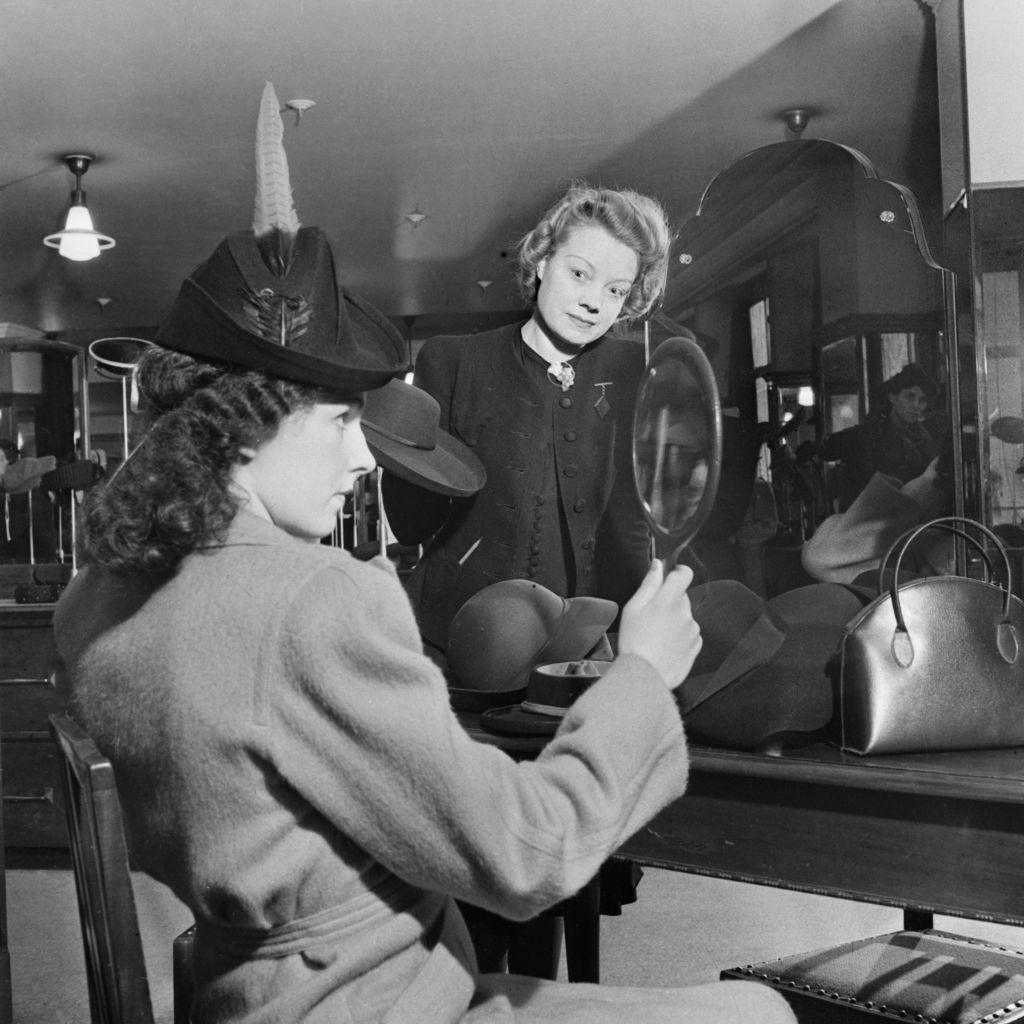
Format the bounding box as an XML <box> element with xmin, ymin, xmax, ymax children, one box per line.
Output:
<box><xmin>383</xmin><ymin>184</ymin><xmax>672</xmax><ymax>657</ymax></box>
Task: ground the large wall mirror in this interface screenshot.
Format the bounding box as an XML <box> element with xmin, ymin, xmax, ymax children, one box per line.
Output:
<box><xmin>652</xmin><ymin>138</ymin><xmax>963</xmax><ymax>598</ymax></box>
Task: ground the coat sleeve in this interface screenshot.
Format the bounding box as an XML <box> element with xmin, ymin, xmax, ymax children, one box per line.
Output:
<box><xmin>267</xmin><ymin>560</ymin><xmax>689</xmax><ymax>921</ymax></box>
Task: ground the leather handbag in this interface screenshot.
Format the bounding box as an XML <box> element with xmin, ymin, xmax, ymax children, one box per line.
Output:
<box><xmin>838</xmin><ymin>516</ymin><xmax>1024</xmax><ymax>755</ymax></box>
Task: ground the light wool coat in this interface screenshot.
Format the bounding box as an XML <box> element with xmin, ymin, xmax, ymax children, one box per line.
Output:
<box><xmin>54</xmin><ymin>511</ymin><xmax>792</xmax><ymax>1024</ymax></box>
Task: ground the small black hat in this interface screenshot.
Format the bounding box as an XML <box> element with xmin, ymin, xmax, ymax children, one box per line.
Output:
<box><xmin>153</xmin><ymin>82</ymin><xmax>404</xmax><ymax>392</ymax></box>
<box><xmin>154</xmin><ymin>228</ymin><xmax>404</xmax><ymax>391</ymax></box>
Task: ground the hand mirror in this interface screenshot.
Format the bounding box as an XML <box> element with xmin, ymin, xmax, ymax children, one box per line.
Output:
<box><xmin>632</xmin><ymin>335</ymin><xmax>723</xmax><ymax>567</ymax></box>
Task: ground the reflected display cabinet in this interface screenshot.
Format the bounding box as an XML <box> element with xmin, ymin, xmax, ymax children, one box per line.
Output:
<box><xmin>656</xmin><ymin>139</ymin><xmax>967</xmax><ymax>598</ymax></box>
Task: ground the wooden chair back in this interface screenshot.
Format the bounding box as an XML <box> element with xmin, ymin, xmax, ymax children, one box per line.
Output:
<box><xmin>49</xmin><ymin>712</ymin><xmax>154</xmax><ymax>1024</ymax></box>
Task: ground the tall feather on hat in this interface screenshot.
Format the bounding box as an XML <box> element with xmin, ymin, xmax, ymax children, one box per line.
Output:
<box><xmin>245</xmin><ymin>82</ymin><xmax>311</xmax><ymax>346</ymax></box>
<box><xmin>153</xmin><ymin>81</ymin><xmax>404</xmax><ymax>391</ymax></box>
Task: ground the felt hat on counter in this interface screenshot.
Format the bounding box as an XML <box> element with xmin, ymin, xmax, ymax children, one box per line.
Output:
<box><xmin>675</xmin><ymin>579</ymin><xmax>874</xmax><ymax>752</ymax></box>
<box><xmin>445</xmin><ymin>579</ymin><xmax>617</xmax><ymax>713</ymax></box>
<box><xmin>362</xmin><ymin>379</ymin><xmax>486</xmax><ymax>497</ymax></box>
<box><xmin>478</xmin><ymin>659</ymin><xmax>611</xmax><ymax>737</ymax></box>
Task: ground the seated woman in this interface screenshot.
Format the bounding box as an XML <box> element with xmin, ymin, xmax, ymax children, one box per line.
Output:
<box><xmin>52</xmin><ymin>86</ymin><xmax>794</xmax><ymax>1024</ymax></box>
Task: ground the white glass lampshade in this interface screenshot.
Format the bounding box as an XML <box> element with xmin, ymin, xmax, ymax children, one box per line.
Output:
<box><xmin>43</xmin><ymin>199</ymin><xmax>116</xmax><ymax>261</ymax></box>
<box><xmin>59</xmin><ymin>205</ymin><xmax>102</xmax><ymax>261</ymax></box>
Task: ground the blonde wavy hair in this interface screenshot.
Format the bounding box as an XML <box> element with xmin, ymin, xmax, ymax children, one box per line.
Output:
<box><xmin>515</xmin><ymin>183</ymin><xmax>673</xmax><ymax>321</ymax></box>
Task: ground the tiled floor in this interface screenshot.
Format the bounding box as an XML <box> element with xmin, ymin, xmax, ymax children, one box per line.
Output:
<box><xmin>11</xmin><ymin>866</ymin><xmax>1024</xmax><ymax>1023</ymax></box>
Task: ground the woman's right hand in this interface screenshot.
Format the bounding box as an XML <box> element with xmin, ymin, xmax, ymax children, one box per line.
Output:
<box><xmin>617</xmin><ymin>560</ymin><xmax>702</xmax><ymax>690</ymax></box>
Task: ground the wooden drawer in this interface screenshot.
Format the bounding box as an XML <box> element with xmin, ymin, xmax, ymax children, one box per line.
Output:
<box><xmin>0</xmin><ymin>607</ymin><xmax>60</xmax><ymax>686</ymax></box>
<box><xmin>0</xmin><ymin>604</ymin><xmax>69</xmax><ymax>851</ymax></box>
<box><xmin>2</xmin><ymin>736</ymin><xmax>66</xmax><ymax>848</ymax></box>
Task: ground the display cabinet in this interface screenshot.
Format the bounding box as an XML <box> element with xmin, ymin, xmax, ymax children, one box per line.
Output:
<box><xmin>0</xmin><ymin>336</ymin><xmax>87</xmax><ymax>857</ymax></box>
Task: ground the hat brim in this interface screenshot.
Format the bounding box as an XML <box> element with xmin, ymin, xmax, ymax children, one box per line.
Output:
<box><xmin>364</xmin><ymin>422</ymin><xmax>486</xmax><ymax>498</ymax></box>
<box><xmin>535</xmin><ymin>595</ymin><xmax>618</xmax><ymax>667</ymax></box>
<box><xmin>478</xmin><ymin>704</ymin><xmax>561</xmax><ymax>738</ymax></box>
<box><xmin>155</xmin><ymin>276</ymin><xmax>403</xmax><ymax>393</ymax></box>
<box><xmin>447</xmin><ymin>685</ymin><xmax>526</xmax><ymax>713</ymax></box>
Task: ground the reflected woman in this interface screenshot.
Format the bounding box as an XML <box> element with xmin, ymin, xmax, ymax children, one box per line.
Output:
<box><xmin>383</xmin><ymin>184</ymin><xmax>673</xmax><ymax>657</ymax></box>
<box><xmin>821</xmin><ymin>363</ymin><xmax>943</xmax><ymax>511</ymax></box>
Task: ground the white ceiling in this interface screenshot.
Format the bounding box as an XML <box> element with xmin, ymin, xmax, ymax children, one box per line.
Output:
<box><xmin>0</xmin><ymin>0</ymin><xmax>940</xmax><ymax>336</ymax></box>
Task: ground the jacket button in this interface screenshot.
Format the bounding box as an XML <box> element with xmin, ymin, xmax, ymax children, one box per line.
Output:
<box><xmin>573</xmin><ymin>499</ymin><xmax>586</xmax><ymax>513</ymax></box>
<box><xmin>535</xmin><ymin>495</ymin><xmax>546</xmax><ymax>505</ymax></box>
<box><xmin>563</xmin><ymin>466</ymin><xmax>578</xmax><ymax>478</ymax></box>
<box><xmin>564</xmin><ymin>430</ymin><xmax>577</xmax><ymax>442</ymax></box>
<box><xmin>559</xmin><ymin>396</ymin><xmax>573</xmax><ymax>409</ymax></box>
<box><xmin>527</xmin><ymin>566</ymin><xmax>537</xmax><ymax>578</ymax></box>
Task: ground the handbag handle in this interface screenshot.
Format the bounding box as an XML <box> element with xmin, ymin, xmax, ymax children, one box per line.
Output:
<box><xmin>881</xmin><ymin>516</ymin><xmax>1018</xmax><ymax>667</ymax></box>
<box><xmin>876</xmin><ymin>521</ymin><xmax>998</xmax><ymax>595</ymax></box>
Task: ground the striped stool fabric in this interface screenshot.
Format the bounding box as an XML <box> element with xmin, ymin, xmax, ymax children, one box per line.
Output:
<box><xmin>721</xmin><ymin>930</ymin><xmax>1024</xmax><ymax>1023</ymax></box>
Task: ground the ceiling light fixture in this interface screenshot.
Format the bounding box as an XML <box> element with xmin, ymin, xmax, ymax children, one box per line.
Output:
<box><xmin>281</xmin><ymin>99</ymin><xmax>316</xmax><ymax>126</ymax></box>
<box><xmin>43</xmin><ymin>154</ymin><xmax>116</xmax><ymax>262</ymax></box>
<box><xmin>405</xmin><ymin>205</ymin><xmax>427</xmax><ymax>229</ymax></box>
<box><xmin>782</xmin><ymin>108</ymin><xmax>811</xmax><ymax>137</ymax></box>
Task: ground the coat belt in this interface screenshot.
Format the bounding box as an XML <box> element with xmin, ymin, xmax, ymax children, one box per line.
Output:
<box><xmin>195</xmin><ymin>878</ymin><xmax>441</xmax><ymax>963</ymax></box>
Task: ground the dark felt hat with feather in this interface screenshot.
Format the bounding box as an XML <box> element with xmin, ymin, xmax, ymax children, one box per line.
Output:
<box><xmin>155</xmin><ymin>82</ymin><xmax>404</xmax><ymax>391</ymax></box>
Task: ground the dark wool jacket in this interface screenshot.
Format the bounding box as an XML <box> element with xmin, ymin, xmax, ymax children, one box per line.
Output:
<box><xmin>383</xmin><ymin>322</ymin><xmax>651</xmax><ymax>650</ymax></box>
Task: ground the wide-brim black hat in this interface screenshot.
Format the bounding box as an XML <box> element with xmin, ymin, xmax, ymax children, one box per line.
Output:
<box><xmin>154</xmin><ymin>228</ymin><xmax>404</xmax><ymax>392</ymax></box>
<box><xmin>363</xmin><ymin>379</ymin><xmax>485</xmax><ymax>497</ymax></box>
<box><xmin>676</xmin><ymin>579</ymin><xmax>873</xmax><ymax>750</ymax></box>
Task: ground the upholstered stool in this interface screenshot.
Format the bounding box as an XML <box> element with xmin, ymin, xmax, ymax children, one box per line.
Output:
<box><xmin>721</xmin><ymin>930</ymin><xmax>1024</xmax><ymax>1023</ymax></box>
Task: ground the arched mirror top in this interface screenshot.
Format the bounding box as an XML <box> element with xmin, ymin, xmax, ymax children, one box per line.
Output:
<box><xmin>669</xmin><ymin>138</ymin><xmax>947</xmax><ymax>311</ymax></box>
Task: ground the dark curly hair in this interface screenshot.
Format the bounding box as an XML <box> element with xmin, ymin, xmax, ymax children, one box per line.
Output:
<box><xmin>881</xmin><ymin>363</ymin><xmax>940</xmax><ymax>403</ymax></box>
<box><xmin>516</xmin><ymin>183</ymin><xmax>674</xmax><ymax>321</ymax></box>
<box><xmin>82</xmin><ymin>346</ymin><xmax>352</xmax><ymax>578</ymax></box>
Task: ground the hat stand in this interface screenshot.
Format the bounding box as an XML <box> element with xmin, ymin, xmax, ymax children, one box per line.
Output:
<box><xmin>87</xmin><ymin>337</ymin><xmax>153</xmax><ymax>460</ymax></box>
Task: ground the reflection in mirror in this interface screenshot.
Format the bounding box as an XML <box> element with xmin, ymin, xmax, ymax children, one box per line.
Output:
<box><xmin>656</xmin><ymin>139</ymin><xmax>957</xmax><ymax>597</ymax></box>
<box><xmin>971</xmin><ymin>188</ymin><xmax>1024</xmax><ymax>549</ymax></box>
<box><xmin>633</xmin><ymin>336</ymin><xmax>722</xmax><ymax>566</ymax></box>
<box><xmin>0</xmin><ymin>338</ymin><xmax>89</xmax><ymax>579</ymax></box>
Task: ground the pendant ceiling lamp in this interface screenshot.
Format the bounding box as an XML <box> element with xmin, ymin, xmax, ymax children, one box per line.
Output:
<box><xmin>43</xmin><ymin>154</ymin><xmax>116</xmax><ymax>262</ymax></box>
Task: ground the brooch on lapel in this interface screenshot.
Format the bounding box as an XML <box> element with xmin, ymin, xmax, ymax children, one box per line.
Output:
<box><xmin>547</xmin><ymin>361</ymin><xmax>575</xmax><ymax>392</ymax></box>
<box><xmin>593</xmin><ymin>382</ymin><xmax>612</xmax><ymax>418</ymax></box>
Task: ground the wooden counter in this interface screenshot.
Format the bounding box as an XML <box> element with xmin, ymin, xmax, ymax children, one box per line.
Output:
<box><xmin>0</xmin><ymin>602</ymin><xmax>68</xmax><ymax>855</ymax></box>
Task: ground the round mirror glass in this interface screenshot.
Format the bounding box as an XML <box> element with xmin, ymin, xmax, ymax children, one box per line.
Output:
<box><xmin>632</xmin><ymin>336</ymin><xmax>722</xmax><ymax>564</ymax></box>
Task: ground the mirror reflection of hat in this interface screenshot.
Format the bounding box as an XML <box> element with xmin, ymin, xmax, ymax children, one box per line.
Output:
<box><xmin>445</xmin><ymin>579</ymin><xmax>617</xmax><ymax>711</ymax></box>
